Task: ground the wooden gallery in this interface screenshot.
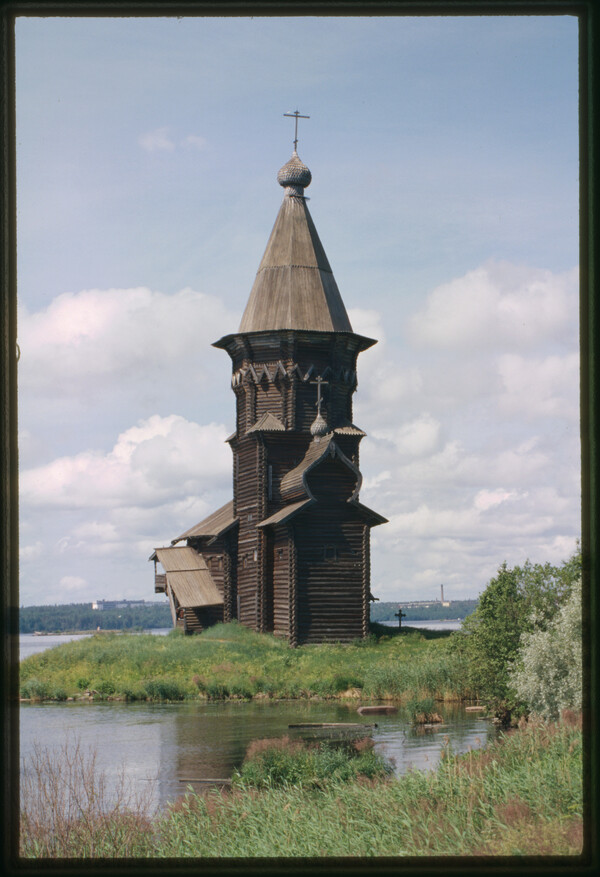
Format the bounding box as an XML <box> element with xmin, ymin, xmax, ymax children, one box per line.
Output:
<box><xmin>151</xmin><ymin>144</ymin><xmax>387</xmax><ymax>645</ymax></box>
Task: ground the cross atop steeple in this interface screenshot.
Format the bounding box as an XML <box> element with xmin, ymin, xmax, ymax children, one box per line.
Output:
<box><xmin>284</xmin><ymin>109</ymin><xmax>310</xmax><ymax>151</ymax></box>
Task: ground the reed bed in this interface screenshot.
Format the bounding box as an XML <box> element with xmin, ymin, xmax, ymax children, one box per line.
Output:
<box><xmin>20</xmin><ymin>621</ymin><xmax>471</xmax><ymax>703</ymax></box>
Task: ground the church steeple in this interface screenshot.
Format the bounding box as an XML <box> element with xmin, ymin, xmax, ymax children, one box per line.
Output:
<box><xmin>154</xmin><ymin>127</ymin><xmax>387</xmax><ymax>646</ymax></box>
<box><xmin>237</xmin><ymin>151</ymin><xmax>353</xmax><ymax>334</ymax></box>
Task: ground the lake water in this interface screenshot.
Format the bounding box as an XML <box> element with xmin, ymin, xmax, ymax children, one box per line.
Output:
<box><xmin>20</xmin><ymin>621</ymin><xmax>492</xmax><ymax>813</ymax></box>
<box><xmin>20</xmin><ymin>700</ymin><xmax>494</xmax><ymax>812</ymax></box>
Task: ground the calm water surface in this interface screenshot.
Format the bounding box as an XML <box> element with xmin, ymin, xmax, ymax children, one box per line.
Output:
<box><xmin>20</xmin><ymin>622</ymin><xmax>492</xmax><ymax>812</ymax></box>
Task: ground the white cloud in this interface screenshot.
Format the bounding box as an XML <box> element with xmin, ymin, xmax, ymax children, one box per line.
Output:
<box><xmin>20</xmin><ymin>415</ymin><xmax>231</xmax><ymax>510</ymax></box>
<box><xmin>181</xmin><ymin>134</ymin><xmax>207</xmax><ymax>149</ymax></box>
<box><xmin>18</xmin><ymin>286</ymin><xmax>235</xmax><ymax>396</ymax></box>
<box><xmin>139</xmin><ymin>127</ymin><xmax>175</xmax><ymax>152</ymax></box>
<box><xmin>474</xmin><ymin>488</ymin><xmax>522</xmax><ymax>512</ymax></box>
<box><xmin>497</xmin><ymin>352</ymin><xmax>580</xmax><ymax>419</ymax></box>
<box><xmin>408</xmin><ymin>262</ymin><xmax>578</xmax><ymax>352</ymax></box>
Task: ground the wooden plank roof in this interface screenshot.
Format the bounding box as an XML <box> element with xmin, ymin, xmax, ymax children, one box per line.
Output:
<box><xmin>238</xmin><ymin>193</ymin><xmax>353</xmax><ymax>334</ymax></box>
<box><xmin>258</xmin><ymin>498</ymin><xmax>313</xmax><ymax>528</ymax></box>
<box><xmin>171</xmin><ymin>500</ymin><xmax>238</xmax><ymax>545</ymax></box>
<box><xmin>153</xmin><ymin>547</ymin><xmax>223</xmax><ymax>608</ymax></box>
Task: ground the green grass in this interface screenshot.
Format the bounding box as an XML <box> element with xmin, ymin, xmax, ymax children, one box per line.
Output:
<box><xmin>20</xmin><ymin>621</ymin><xmax>472</xmax><ymax>703</ymax></box>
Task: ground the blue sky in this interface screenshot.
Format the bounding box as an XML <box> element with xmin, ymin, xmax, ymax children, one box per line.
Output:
<box><xmin>16</xmin><ymin>14</ymin><xmax>580</xmax><ymax>605</ymax></box>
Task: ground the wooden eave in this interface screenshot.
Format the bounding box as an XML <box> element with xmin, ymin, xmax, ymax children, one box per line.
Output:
<box><xmin>171</xmin><ymin>500</ymin><xmax>238</xmax><ymax>545</ymax></box>
<box><xmin>152</xmin><ymin>546</ymin><xmax>223</xmax><ymax>608</ymax></box>
<box><xmin>257</xmin><ymin>498</ymin><xmax>314</xmax><ymax>528</ymax></box>
<box><xmin>213</xmin><ymin>328</ymin><xmax>376</xmax><ymax>357</ymax></box>
<box><xmin>246</xmin><ymin>412</ymin><xmax>286</xmax><ymax>434</ymax></box>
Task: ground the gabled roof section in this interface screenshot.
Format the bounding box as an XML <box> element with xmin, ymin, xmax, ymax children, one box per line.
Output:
<box><xmin>238</xmin><ymin>153</ymin><xmax>353</xmax><ymax>334</ymax></box>
<box><xmin>171</xmin><ymin>500</ymin><xmax>238</xmax><ymax>545</ymax></box>
<box><xmin>280</xmin><ymin>435</ymin><xmax>362</xmax><ymax>502</ymax></box>
<box><xmin>247</xmin><ymin>412</ymin><xmax>286</xmax><ymax>434</ymax></box>
<box><xmin>151</xmin><ymin>546</ymin><xmax>223</xmax><ymax>608</ymax></box>
<box><xmin>258</xmin><ymin>498</ymin><xmax>314</xmax><ymax>528</ymax></box>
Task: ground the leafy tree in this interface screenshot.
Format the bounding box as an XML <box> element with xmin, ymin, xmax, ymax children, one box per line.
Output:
<box><xmin>508</xmin><ymin>578</ymin><xmax>582</xmax><ymax>720</ymax></box>
<box><xmin>454</xmin><ymin>548</ymin><xmax>581</xmax><ymax>722</ymax></box>
<box><xmin>458</xmin><ymin>563</ymin><xmax>526</xmax><ymax>719</ymax></box>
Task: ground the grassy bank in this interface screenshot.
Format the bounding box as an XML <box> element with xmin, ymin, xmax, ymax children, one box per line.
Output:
<box><xmin>20</xmin><ymin>714</ymin><xmax>583</xmax><ymax>857</ymax></box>
<box><xmin>20</xmin><ymin>621</ymin><xmax>472</xmax><ymax>704</ymax></box>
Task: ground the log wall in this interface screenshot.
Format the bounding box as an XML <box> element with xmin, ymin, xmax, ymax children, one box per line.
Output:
<box><xmin>294</xmin><ymin>505</ymin><xmax>367</xmax><ymax>644</ymax></box>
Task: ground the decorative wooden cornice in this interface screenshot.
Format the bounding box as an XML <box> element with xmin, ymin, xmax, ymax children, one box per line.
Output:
<box><xmin>231</xmin><ymin>361</ymin><xmax>356</xmax><ymax>388</ymax></box>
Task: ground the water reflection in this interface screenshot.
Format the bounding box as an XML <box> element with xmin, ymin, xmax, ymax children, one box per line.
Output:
<box><xmin>21</xmin><ymin>700</ymin><xmax>497</xmax><ymax>810</ymax></box>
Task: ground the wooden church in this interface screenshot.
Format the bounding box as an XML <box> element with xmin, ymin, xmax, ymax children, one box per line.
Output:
<box><xmin>151</xmin><ymin>131</ymin><xmax>387</xmax><ymax>645</ymax></box>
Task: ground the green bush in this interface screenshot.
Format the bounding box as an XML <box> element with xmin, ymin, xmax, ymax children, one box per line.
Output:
<box><xmin>96</xmin><ymin>680</ymin><xmax>116</xmax><ymax>696</ymax></box>
<box><xmin>509</xmin><ymin>579</ymin><xmax>582</xmax><ymax>720</ymax></box>
<box><xmin>234</xmin><ymin>736</ymin><xmax>393</xmax><ymax>789</ymax></box>
<box><xmin>454</xmin><ymin>549</ymin><xmax>581</xmax><ymax>721</ymax></box>
<box><xmin>21</xmin><ymin>678</ymin><xmax>50</xmax><ymax>700</ymax></box>
<box><xmin>142</xmin><ymin>679</ymin><xmax>186</xmax><ymax>701</ymax></box>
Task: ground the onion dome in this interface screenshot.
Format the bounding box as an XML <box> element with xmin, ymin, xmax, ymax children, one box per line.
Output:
<box><xmin>310</xmin><ymin>410</ymin><xmax>329</xmax><ymax>439</ymax></box>
<box><xmin>277</xmin><ymin>151</ymin><xmax>312</xmax><ymax>194</ymax></box>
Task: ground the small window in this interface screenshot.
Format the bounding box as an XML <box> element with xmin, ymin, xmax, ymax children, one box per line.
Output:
<box><xmin>253</xmin><ymin>549</ymin><xmax>258</xmax><ymax>562</ymax></box>
<box><xmin>277</xmin><ymin>548</ymin><xmax>284</xmax><ymax>560</ymax></box>
<box><xmin>324</xmin><ymin>545</ymin><xmax>337</xmax><ymax>561</ymax></box>
<box><xmin>248</xmin><ymin>512</ymin><xmax>253</xmax><ymax>522</ymax></box>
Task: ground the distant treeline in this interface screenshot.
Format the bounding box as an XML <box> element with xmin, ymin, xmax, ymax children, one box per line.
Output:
<box><xmin>19</xmin><ymin>602</ymin><xmax>172</xmax><ymax>634</ymax></box>
<box><xmin>370</xmin><ymin>600</ymin><xmax>479</xmax><ymax>623</ymax></box>
<box><xmin>19</xmin><ymin>599</ymin><xmax>478</xmax><ymax>633</ymax></box>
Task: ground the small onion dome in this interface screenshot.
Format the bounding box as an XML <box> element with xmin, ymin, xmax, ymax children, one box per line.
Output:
<box><xmin>277</xmin><ymin>151</ymin><xmax>312</xmax><ymax>190</ymax></box>
<box><xmin>310</xmin><ymin>411</ymin><xmax>329</xmax><ymax>439</ymax></box>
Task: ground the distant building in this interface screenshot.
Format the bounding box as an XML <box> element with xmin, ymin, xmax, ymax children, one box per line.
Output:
<box><xmin>91</xmin><ymin>599</ymin><xmax>149</xmax><ymax>611</ymax></box>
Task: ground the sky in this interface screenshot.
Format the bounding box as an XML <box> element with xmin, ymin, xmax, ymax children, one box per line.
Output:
<box><xmin>15</xmin><ymin>14</ymin><xmax>580</xmax><ymax>606</ymax></box>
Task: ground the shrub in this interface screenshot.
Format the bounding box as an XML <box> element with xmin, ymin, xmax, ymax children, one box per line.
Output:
<box><xmin>142</xmin><ymin>679</ymin><xmax>186</xmax><ymax>701</ymax></box>
<box><xmin>21</xmin><ymin>678</ymin><xmax>50</xmax><ymax>700</ymax></box>
<box><xmin>96</xmin><ymin>680</ymin><xmax>116</xmax><ymax>697</ymax></box>
<box><xmin>233</xmin><ymin>735</ymin><xmax>393</xmax><ymax>789</ymax></box>
<box><xmin>509</xmin><ymin>579</ymin><xmax>582</xmax><ymax>720</ymax></box>
<box><xmin>405</xmin><ymin>696</ymin><xmax>442</xmax><ymax>724</ymax></box>
<box><xmin>455</xmin><ymin>550</ymin><xmax>580</xmax><ymax>721</ymax></box>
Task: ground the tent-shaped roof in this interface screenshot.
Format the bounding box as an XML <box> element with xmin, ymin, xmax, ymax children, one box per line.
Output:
<box><xmin>237</xmin><ymin>152</ymin><xmax>353</xmax><ymax>334</ymax></box>
<box><xmin>152</xmin><ymin>546</ymin><xmax>223</xmax><ymax>608</ymax></box>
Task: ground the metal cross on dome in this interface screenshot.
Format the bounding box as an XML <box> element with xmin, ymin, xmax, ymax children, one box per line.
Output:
<box><xmin>284</xmin><ymin>109</ymin><xmax>310</xmax><ymax>151</ymax></box>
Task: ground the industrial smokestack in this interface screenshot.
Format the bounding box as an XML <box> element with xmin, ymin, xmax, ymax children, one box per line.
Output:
<box><xmin>440</xmin><ymin>584</ymin><xmax>444</xmax><ymax>603</ymax></box>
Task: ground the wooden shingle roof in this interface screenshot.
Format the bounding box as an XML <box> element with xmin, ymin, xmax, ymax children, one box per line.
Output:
<box><xmin>237</xmin><ymin>154</ymin><xmax>353</xmax><ymax>334</ymax></box>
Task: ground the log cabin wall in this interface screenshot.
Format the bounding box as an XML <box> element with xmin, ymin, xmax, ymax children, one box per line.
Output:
<box><xmin>270</xmin><ymin>524</ymin><xmax>292</xmax><ymax>638</ymax></box>
<box><xmin>235</xmin><ymin>436</ymin><xmax>263</xmax><ymax>630</ymax></box>
<box><xmin>183</xmin><ymin>605</ymin><xmax>224</xmax><ymax>634</ymax></box>
<box><xmin>294</xmin><ymin>505</ymin><xmax>366</xmax><ymax>644</ymax></box>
